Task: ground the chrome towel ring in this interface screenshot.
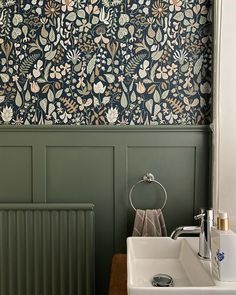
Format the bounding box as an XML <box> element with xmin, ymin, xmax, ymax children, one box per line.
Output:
<box><xmin>129</xmin><ymin>173</ymin><xmax>168</xmax><ymax>212</ymax></box>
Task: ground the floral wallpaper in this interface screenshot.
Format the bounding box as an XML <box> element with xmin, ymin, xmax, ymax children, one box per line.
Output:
<box><xmin>0</xmin><ymin>0</ymin><xmax>212</xmax><ymax>125</ymax></box>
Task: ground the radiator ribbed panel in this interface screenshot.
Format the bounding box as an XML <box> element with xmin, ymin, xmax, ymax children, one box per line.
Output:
<box><xmin>0</xmin><ymin>204</ymin><xmax>95</xmax><ymax>295</ymax></box>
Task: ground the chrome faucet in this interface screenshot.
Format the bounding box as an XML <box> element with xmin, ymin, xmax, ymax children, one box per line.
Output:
<box><xmin>170</xmin><ymin>209</ymin><xmax>214</xmax><ymax>260</ymax></box>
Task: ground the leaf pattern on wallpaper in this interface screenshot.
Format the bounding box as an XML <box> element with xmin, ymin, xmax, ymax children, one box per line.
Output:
<box><xmin>126</xmin><ymin>53</ymin><xmax>148</xmax><ymax>75</ymax></box>
<box><xmin>0</xmin><ymin>0</ymin><xmax>212</xmax><ymax>125</ymax></box>
<box><xmin>19</xmin><ymin>53</ymin><xmax>41</xmax><ymax>75</ymax></box>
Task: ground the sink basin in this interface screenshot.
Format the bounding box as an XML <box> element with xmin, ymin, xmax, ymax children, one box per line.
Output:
<box><xmin>127</xmin><ymin>237</ymin><xmax>236</xmax><ymax>294</ymax></box>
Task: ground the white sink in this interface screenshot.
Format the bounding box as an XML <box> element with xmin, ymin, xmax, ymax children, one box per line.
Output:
<box><xmin>127</xmin><ymin>237</ymin><xmax>236</xmax><ymax>294</ymax></box>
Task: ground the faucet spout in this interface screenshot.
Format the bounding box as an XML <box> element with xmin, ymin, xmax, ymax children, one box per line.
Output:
<box><xmin>170</xmin><ymin>209</ymin><xmax>214</xmax><ymax>260</ymax></box>
<box><xmin>170</xmin><ymin>226</ymin><xmax>201</xmax><ymax>240</ymax></box>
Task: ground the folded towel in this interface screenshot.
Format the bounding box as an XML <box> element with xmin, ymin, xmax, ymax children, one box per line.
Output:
<box><xmin>132</xmin><ymin>209</ymin><xmax>167</xmax><ymax>237</ymax></box>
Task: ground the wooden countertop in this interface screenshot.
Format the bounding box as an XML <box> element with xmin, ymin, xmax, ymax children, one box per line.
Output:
<box><xmin>109</xmin><ymin>254</ymin><xmax>127</xmax><ymax>295</ymax></box>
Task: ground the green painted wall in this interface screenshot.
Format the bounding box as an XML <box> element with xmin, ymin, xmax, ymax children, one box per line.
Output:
<box><xmin>0</xmin><ymin>125</ymin><xmax>211</xmax><ymax>294</ymax></box>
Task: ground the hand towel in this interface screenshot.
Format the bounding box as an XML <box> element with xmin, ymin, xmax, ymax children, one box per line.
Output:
<box><xmin>132</xmin><ymin>209</ymin><xmax>167</xmax><ymax>237</ymax></box>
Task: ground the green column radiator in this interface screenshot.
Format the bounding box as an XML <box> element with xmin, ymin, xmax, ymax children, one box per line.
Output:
<box><xmin>0</xmin><ymin>203</ymin><xmax>95</xmax><ymax>295</ymax></box>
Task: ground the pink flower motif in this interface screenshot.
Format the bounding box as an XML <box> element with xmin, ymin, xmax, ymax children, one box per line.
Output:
<box><xmin>61</xmin><ymin>0</ymin><xmax>75</xmax><ymax>12</ymax></box>
<box><xmin>30</xmin><ymin>81</ymin><xmax>40</xmax><ymax>93</ymax></box>
<box><xmin>136</xmin><ymin>82</ymin><xmax>146</xmax><ymax>94</ymax></box>
<box><xmin>169</xmin><ymin>0</ymin><xmax>182</xmax><ymax>12</ymax></box>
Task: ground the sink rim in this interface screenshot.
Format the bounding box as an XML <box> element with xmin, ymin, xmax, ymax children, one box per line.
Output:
<box><xmin>127</xmin><ymin>237</ymin><xmax>236</xmax><ymax>294</ymax></box>
<box><xmin>127</xmin><ymin>236</ymin><xmax>215</xmax><ymax>290</ymax></box>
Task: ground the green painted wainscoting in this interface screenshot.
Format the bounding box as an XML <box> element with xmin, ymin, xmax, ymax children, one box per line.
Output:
<box><xmin>0</xmin><ymin>125</ymin><xmax>211</xmax><ymax>294</ymax></box>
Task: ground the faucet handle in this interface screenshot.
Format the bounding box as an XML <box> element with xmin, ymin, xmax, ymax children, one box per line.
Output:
<box><xmin>194</xmin><ymin>213</ymin><xmax>205</xmax><ymax>221</ymax></box>
<box><xmin>194</xmin><ymin>209</ymin><xmax>214</xmax><ymax>221</ymax></box>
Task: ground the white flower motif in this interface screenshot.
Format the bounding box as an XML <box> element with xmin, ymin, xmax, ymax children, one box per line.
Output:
<box><xmin>119</xmin><ymin>14</ymin><xmax>130</xmax><ymax>26</ymax></box>
<box><xmin>183</xmin><ymin>97</ymin><xmax>199</xmax><ymax>111</ymax></box>
<box><xmin>106</xmin><ymin>107</ymin><xmax>118</xmax><ymax>124</ymax></box>
<box><xmin>66</xmin><ymin>49</ymin><xmax>81</xmax><ymax>64</ymax></box>
<box><xmin>99</xmin><ymin>7</ymin><xmax>110</xmax><ymax>25</ymax></box>
<box><xmin>59</xmin><ymin>111</ymin><xmax>72</xmax><ymax>124</ymax></box>
<box><xmin>165</xmin><ymin>111</ymin><xmax>178</xmax><ymax>124</ymax></box>
<box><xmin>117</xmin><ymin>27</ymin><xmax>128</xmax><ymax>39</ymax></box>
<box><xmin>1</xmin><ymin>106</ymin><xmax>13</xmax><ymax>123</ymax></box>
<box><xmin>33</xmin><ymin>60</ymin><xmax>43</xmax><ymax>78</ymax></box>
<box><xmin>5</xmin><ymin>0</ymin><xmax>16</xmax><ymax>7</ymax></box>
<box><xmin>12</xmin><ymin>14</ymin><xmax>23</xmax><ymax>26</ymax></box>
<box><xmin>139</xmin><ymin>60</ymin><xmax>150</xmax><ymax>78</ymax></box>
<box><xmin>77</xmin><ymin>97</ymin><xmax>93</xmax><ymax>111</ymax></box>
<box><xmin>93</xmin><ymin>81</ymin><xmax>106</xmax><ymax>94</ymax></box>
<box><xmin>173</xmin><ymin>49</ymin><xmax>188</xmax><ymax>63</ymax></box>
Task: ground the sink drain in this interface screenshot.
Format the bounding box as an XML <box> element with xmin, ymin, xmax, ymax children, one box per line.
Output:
<box><xmin>152</xmin><ymin>274</ymin><xmax>174</xmax><ymax>287</ymax></box>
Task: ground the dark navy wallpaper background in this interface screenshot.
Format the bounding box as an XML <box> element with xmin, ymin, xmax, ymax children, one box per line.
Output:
<box><xmin>0</xmin><ymin>0</ymin><xmax>212</xmax><ymax>125</ymax></box>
